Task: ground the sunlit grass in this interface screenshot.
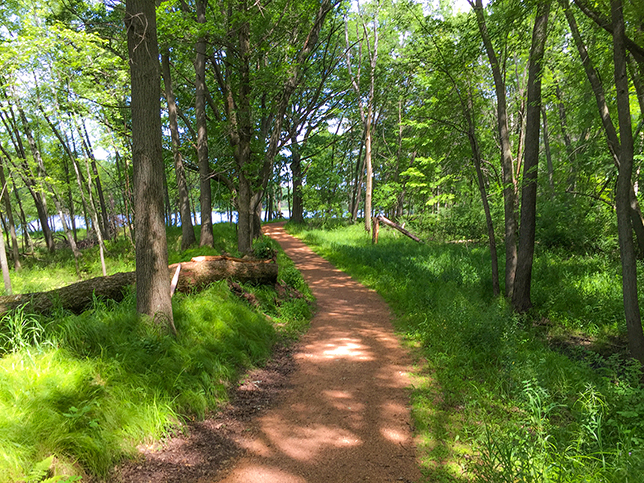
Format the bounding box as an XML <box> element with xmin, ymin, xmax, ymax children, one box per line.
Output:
<box><xmin>290</xmin><ymin>221</ymin><xmax>644</xmax><ymax>482</ymax></box>
<box><xmin>0</xmin><ymin>223</ymin><xmax>314</xmax><ymax>481</ymax></box>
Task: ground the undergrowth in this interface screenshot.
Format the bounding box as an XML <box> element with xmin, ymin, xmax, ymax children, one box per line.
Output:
<box><xmin>0</xmin><ymin>223</ymin><xmax>313</xmax><ymax>482</ymax></box>
<box><xmin>289</xmin><ymin>222</ymin><xmax>644</xmax><ymax>483</ymax></box>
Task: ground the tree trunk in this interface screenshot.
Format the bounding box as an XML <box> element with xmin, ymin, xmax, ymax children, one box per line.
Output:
<box><xmin>62</xmin><ymin>156</ymin><xmax>78</xmax><ymax>244</ymax></box>
<box><xmin>472</xmin><ymin>0</ymin><xmax>519</xmax><ymax>298</ymax></box>
<box><xmin>69</xmin><ymin>152</ymin><xmax>94</xmax><ymax>239</ymax></box>
<box><xmin>83</xmin><ymin>156</ymin><xmax>107</xmax><ymax>276</ymax></box>
<box><xmin>351</xmin><ymin>135</ymin><xmax>365</xmax><ymax>222</ymax></box>
<box><xmin>542</xmin><ymin>105</ymin><xmax>555</xmax><ymax>198</ymax></box>
<box><xmin>554</xmin><ymin>83</ymin><xmax>577</xmax><ymax>190</ymax></box>
<box><xmin>364</xmin><ymin>115</ymin><xmax>373</xmax><ymax>232</ymax></box>
<box><xmin>612</xmin><ymin>0</ymin><xmax>644</xmax><ymax>365</ymax></box>
<box><xmin>195</xmin><ymin>0</ymin><xmax>213</xmax><ymax>248</ymax></box>
<box><xmin>161</xmin><ymin>50</ymin><xmax>197</xmax><ymax>249</ymax></box>
<box><xmin>15</xmin><ymin>106</ymin><xmax>55</xmax><ymax>253</ymax></box>
<box><xmin>126</xmin><ymin>0</ymin><xmax>175</xmax><ymax>334</ymax></box>
<box><xmin>237</xmin><ymin>171</ymin><xmax>253</xmax><ymax>254</ymax></box>
<box><xmin>78</xmin><ymin>120</ymin><xmax>111</xmax><ymax>240</ymax></box>
<box><xmin>0</xmin><ymin>222</ymin><xmax>11</xmax><ymax>295</ymax></box>
<box><xmin>0</xmin><ymin>256</ymin><xmax>278</xmax><ymax>318</ymax></box>
<box><xmin>512</xmin><ymin>0</ymin><xmax>550</xmax><ymax>313</ymax></box>
<box><xmin>48</xmin><ymin>187</ymin><xmax>82</xmax><ymax>278</ymax></box>
<box><xmin>0</xmin><ymin>160</ymin><xmax>20</xmax><ymax>270</ymax></box>
<box><xmin>114</xmin><ymin>150</ymin><xmax>135</xmax><ymax>245</ymax></box>
<box><xmin>375</xmin><ymin>215</ymin><xmax>421</xmax><ymax>242</ymax></box>
<box><xmin>10</xmin><ymin>172</ymin><xmax>31</xmax><ymax>253</ymax></box>
<box><xmin>345</xmin><ymin>3</ymin><xmax>378</xmax><ymax>232</ymax></box>
<box><xmin>290</xmin><ymin>130</ymin><xmax>304</xmax><ymax>223</ymax></box>
<box><xmin>466</xmin><ymin>91</ymin><xmax>500</xmax><ymax>297</ymax></box>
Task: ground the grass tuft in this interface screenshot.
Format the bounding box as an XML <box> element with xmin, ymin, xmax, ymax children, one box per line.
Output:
<box><xmin>0</xmin><ymin>223</ymin><xmax>314</xmax><ymax>481</ymax></box>
<box><xmin>290</xmin><ymin>221</ymin><xmax>644</xmax><ymax>482</ymax></box>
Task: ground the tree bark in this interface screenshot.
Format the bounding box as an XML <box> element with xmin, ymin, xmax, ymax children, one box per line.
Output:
<box><xmin>195</xmin><ymin>0</ymin><xmax>213</xmax><ymax>248</ymax></box>
<box><xmin>350</xmin><ymin>133</ymin><xmax>365</xmax><ymax>222</ymax></box>
<box><xmin>0</xmin><ymin>160</ymin><xmax>20</xmax><ymax>270</ymax></box>
<box><xmin>126</xmin><ymin>0</ymin><xmax>175</xmax><ymax>334</ymax></box>
<box><xmin>0</xmin><ymin>257</ymin><xmax>278</xmax><ymax>318</ymax></box>
<box><xmin>374</xmin><ymin>215</ymin><xmax>421</xmax><ymax>242</ymax></box>
<box><xmin>0</xmin><ymin>222</ymin><xmax>11</xmax><ymax>295</ymax></box>
<box><xmin>10</xmin><ymin>172</ymin><xmax>31</xmax><ymax>253</ymax></box>
<box><xmin>290</xmin><ymin>128</ymin><xmax>305</xmax><ymax>224</ymax></box>
<box><xmin>77</xmin><ymin>119</ymin><xmax>111</xmax><ymax>240</ymax></box>
<box><xmin>612</xmin><ymin>0</ymin><xmax>644</xmax><ymax>365</ymax></box>
<box><xmin>161</xmin><ymin>50</ymin><xmax>197</xmax><ymax>249</ymax></box>
<box><xmin>114</xmin><ymin>149</ymin><xmax>135</xmax><ymax>245</ymax></box>
<box><xmin>542</xmin><ymin>105</ymin><xmax>555</xmax><ymax>198</ymax></box>
<box><xmin>62</xmin><ymin>156</ymin><xmax>77</xmax><ymax>244</ymax></box>
<box><xmin>512</xmin><ymin>0</ymin><xmax>550</xmax><ymax>313</ymax></box>
<box><xmin>467</xmin><ymin>91</ymin><xmax>500</xmax><ymax>297</ymax></box>
<box><xmin>15</xmin><ymin>105</ymin><xmax>55</xmax><ymax>253</ymax></box>
<box><xmin>471</xmin><ymin>0</ymin><xmax>519</xmax><ymax>298</ymax></box>
<box><xmin>554</xmin><ymin>83</ymin><xmax>577</xmax><ymax>189</ymax></box>
<box><xmin>83</xmin><ymin>155</ymin><xmax>107</xmax><ymax>276</ymax></box>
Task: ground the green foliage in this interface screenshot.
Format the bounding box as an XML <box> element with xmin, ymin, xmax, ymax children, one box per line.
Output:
<box><xmin>292</xmin><ymin>223</ymin><xmax>644</xmax><ymax>482</ymax></box>
<box><xmin>252</xmin><ymin>237</ymin><xmax>277</xmax><ymax>259</ymax></box>
<box><xmin>0</xmin><ymin>306</ymin><xmax>51</xmax><ymax>354</ymax></box>
<box><xmin>536</xmin><ymin>194</ymin><xmax>617</xmax><ymax>255</ymax></box>
<box><xmin>0</xmin><ymin>224</ymin><xmax>314</xmax><ymax>481</ymax></box>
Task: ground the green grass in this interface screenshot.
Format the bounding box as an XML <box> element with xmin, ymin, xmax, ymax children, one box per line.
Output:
<box><xmin>0</xmin><ymin>223</ymin><xmax>313</xmax><ymax>482</ymax></box>
<box><xmin>288</xmin><ymin>221</ymin><xmax>644</xmax><ymax>483</ymax></box>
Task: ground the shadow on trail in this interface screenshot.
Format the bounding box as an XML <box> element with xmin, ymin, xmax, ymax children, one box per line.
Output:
<box><xmin>208</xmin><ymin>224</ymin><xmax>420</xmax><ymax>482</ymax></box>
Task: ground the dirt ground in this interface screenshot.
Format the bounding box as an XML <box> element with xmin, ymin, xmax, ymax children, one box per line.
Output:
<box><xmin>117</xmin><ymin>223</ymin><xmax>421</xmax><ymax>483</ymax></box>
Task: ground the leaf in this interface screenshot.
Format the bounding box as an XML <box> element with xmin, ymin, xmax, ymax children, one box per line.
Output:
<box><xmin>617</xmin><ymin>410</ymin><xmax>639</xmax><ymax>418</ymax></box>
<box><xmin>26</xmin><ymin>455</ymin><xmax>53</xmax><ymax>482</ymax></box>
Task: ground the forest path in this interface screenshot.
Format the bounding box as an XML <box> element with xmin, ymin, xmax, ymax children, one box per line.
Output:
<box><xmin>214</xmin><ymin>222</ymin><xmax>421</xmax><ymax>482</ymax></box>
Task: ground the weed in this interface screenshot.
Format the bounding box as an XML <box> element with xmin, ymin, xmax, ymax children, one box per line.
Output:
<box><xmin>0</xmin><ymin>306</ymin><xmax>52</xmax><ymax>354</ymax></box>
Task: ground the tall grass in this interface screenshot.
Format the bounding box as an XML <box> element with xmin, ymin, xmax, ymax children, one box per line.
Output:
<box><xmin>0</xmin><ymin>224</ymin><xmax>313</xmax><ymax>481</ymax></box>
<box><xmin>290</xmin><ymin>222</ymin><xmax>644</xmax><ymax>482</ymax></box>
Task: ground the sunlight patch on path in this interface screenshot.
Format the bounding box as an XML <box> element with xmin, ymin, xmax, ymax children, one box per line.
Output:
<box><xmin>215</xmin><ymin>223</ymin><xmax>421</xmax><ymax>483</ymax></box>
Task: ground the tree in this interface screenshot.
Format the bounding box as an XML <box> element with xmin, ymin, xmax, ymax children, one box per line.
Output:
<box><xmin>210</xmin><ymin>0</ymin><xmax>336</xmax><ymax>252</ymax></box>
<box><xmin>611</xmin><ymin>0</ymin><xmax>644</xmax><ymax>364</ymax></box>
<box><xmin>125</xmin><ymin>0</ymin><xmax>175</xmax><ymax>333</ymax></box>
<box><xmin>161</xmin><ymin>49</ymin><xmax>197</xmax><ymax>249</ymax></box>
<box><xmin>195</xmin><ymin>0</ymin><xmax>213</xmax><ymax>248</ymax></box>
<box><xmin>470</xmin><ymin>0</ymin><xmax>520</xmax><ymax>298</ymax></box>
<box><xmin>345</xmin><ymin>0</ymin><xmax>381</xmax><ymax>232</ymax></box>
<box><xmin>512</xmin><ymin>0</ymin><xmax>551</xmax><ymax>312</ymax></box>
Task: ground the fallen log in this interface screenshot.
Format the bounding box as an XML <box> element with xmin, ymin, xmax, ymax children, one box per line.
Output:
<box><xmin>373</xmin><ymin>215</ymin><xmax>422</xmax><ymax>243</ymax></box>
<box><xmin>0</xmin><ymin>256</ymin><xmax>278</xmax><ymax>318</ymax></box>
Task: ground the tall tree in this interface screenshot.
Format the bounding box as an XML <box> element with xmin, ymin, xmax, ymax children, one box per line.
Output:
<box><xmin>125</xmin><ymin>0</ymin><xmax>175</xmax><ymax>334</ymax></box>
<box><xmin>470</xmin><ymin>0</ymin><xmax>520</xmax><ymax>298</ymax></box>
<box><xmin>212</xmin><ymin>0</ymin><xmax>336</xmax><ymax>252</ymax></box>
<box><xmin>611</xmin><ymin>0</ymin><xmax>644</xmax><ymax>364</ymax></box>
<box><xmin>512</xmin><ymin>0</ymin><xmax>551</xmax><ymax>312</ymax></box>
<box><xmin>195</xmin><ymin>0</ymin><xmax>213</xmax><ymax>247</ymax></box>
<box><xmin>345</xmin><ymin>0</ymin><xmax>380</xmax><ymax>232</ymax></box>
<box><xmin>161</xmin><ymin>50</ymin><xmax>197</xmax><ymax>249</ymax></box>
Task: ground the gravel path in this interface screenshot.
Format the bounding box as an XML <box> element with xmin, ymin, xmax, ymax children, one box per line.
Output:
<box><xmin>213</xmin><ymin>223</ymin><xmax>421</xmax><ymax>482</ymax></box>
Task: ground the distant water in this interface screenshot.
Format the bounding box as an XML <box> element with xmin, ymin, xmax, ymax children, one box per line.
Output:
<box><xmin>25</xmin><ymin>209</ymin><xmax>291</xmax><ymax>234</ymax></box>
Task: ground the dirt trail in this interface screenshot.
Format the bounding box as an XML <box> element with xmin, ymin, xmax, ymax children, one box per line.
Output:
<box><xmin>212</xmin><ymin>223</ymin><xmax>421</xmax><ymax>482</ymax></box>
<box><xmin>117</xmin><ymin>223</ymin><xmax>421</xmax><ymax>483</ymax></box>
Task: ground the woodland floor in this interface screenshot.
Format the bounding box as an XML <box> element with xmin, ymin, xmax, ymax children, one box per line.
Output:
<box><xmin>116</xmin><ymin>222</ymin><xmax>422</xmax><ymax>483</ymax></box>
